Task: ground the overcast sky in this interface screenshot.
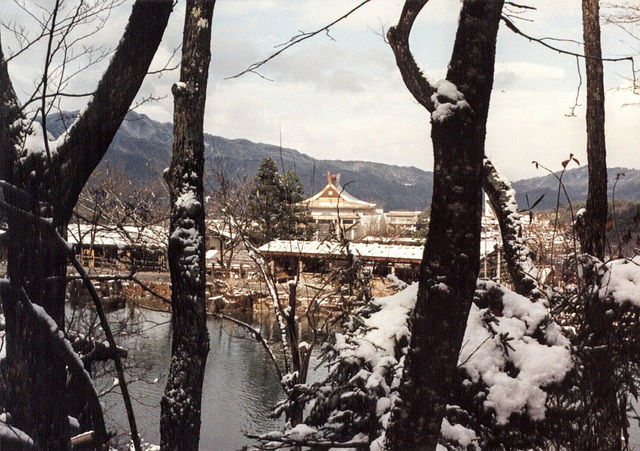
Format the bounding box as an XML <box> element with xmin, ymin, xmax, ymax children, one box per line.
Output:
<box><xmin>3</xmin><ymin>0</ymin><xmax>639</xmax><ymax>181</ymax></box>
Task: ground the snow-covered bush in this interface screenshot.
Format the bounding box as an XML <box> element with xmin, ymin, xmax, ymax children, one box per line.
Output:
<box><xmin>267</xmin><ymin>276</ymin><xmax>573</xmax><ymax>450</ymax></box>
<box><xmin>301</xmin><ymin>281</ymin><xmax>417</xmax><ymax>449</ymax></box>
<box><xmin>545</xmin><ymin>254</ymin><xmax>640</xmax><ymax>449</ymax></box>
<box><xmin>445</xmin><ymin>281</ymin><xmax>573</xmax><ymax>450</ymax></box>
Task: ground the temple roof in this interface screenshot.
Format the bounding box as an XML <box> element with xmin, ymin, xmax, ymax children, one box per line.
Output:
<box><xmin>303</xmin><ymin>172</ymin><xmax>377</xmax><ymax>211</ymax></box>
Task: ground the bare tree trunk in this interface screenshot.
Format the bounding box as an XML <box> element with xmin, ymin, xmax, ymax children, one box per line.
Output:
<box><xmin>0</xmin><ymin>2</ymin><xmax>173</xmax><ymax>448</ymax></box>
<box><xmin>577</xmin><ymin>2</ymin><xmax>621</xmax><ymax>448</ymax></box>
<box><xmin>483</xmin><ymin>158</ymin><xmax>540</xmax><ymax>298</ymax></box>
<box><xmin>386</xmin><ymin>1</ymin><xmax>504</xmax><ymax>449</ymax></box>
<box><xmin>160</xmin><ymin>1</ymin><xmax>215</xmax><ymax>449</ymax></box>
<box><xmin>580</xmin><ymin>0</ymin><xmax>608</xmax><ymax>260</ymax></box>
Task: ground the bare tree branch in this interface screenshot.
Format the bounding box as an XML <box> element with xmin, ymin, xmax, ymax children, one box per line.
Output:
<box><xmin>387</xmin><ymin>0</ymin><xmax>435</xmax><ymax>111</ymax></box>
<box><xmin>566</xmin><ymin>55</ymin><xmax>583</xmax><ymax>117</ymax></box>
<box><xmin>226</xmin><ymin>1</ymin><xmax>371</xmax><ymax>80</ymax></box>
<box><xmin>502</xmin><ymin>14</ymin><xmax>638</xmax><ymax>93</ymax></box>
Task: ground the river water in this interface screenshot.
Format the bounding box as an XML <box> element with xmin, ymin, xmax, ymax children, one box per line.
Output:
<box><xmin>101</xmin><ymin>307</ymin><xmax>321</xmax><ymax>450</ymax></box>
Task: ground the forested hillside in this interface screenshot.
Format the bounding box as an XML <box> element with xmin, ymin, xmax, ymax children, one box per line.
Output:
<box><xmin>47</xmin><ymin>111</ymin><xmax>640</xmax><ymax>212</ymax></box>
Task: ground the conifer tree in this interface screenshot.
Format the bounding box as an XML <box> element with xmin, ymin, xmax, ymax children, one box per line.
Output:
<box><xmin>248</xmin><ymin>157</ymin><xmax>312</xmax><ymax>245</ymax></box>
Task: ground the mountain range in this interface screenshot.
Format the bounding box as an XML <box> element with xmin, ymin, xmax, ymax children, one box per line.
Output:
<box><xmin>47</xmin><ymin>111</ymin><xmax>640</xmax><ymax>212</ymax></box>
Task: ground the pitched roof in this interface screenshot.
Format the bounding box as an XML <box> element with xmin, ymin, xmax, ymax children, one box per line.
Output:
<box><xmin>67</xmin><ymin>224</ymin><xmax>166</xmax><ymax>249</ymax></box>
<box><xmin>303</xmin><ymin>172</ymin><xmax>377</xmax><ymax>211</ymax></box>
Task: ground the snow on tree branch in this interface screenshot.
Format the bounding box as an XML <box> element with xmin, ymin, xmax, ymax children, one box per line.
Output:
<box><xmin>483</xmin><ymin>157</ymin><xmax>540</xmax><ymax>298</ymax></box>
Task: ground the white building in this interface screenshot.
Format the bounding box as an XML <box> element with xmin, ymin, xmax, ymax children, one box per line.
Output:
<box><xmin>302</xmin><ymin>172</ymin><xmax>384</xmax><ymax>240</ymax></box>
<box><xmin>385</xmin><ymin>210</ymin><xmax>422</xmax><ymax>234</ymax></box>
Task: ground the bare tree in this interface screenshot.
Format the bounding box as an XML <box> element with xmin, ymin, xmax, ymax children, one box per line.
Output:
<box><xmin>483</xmin><ymin>157</ymin><xmax>540</xmax><ymax>298</ymax></box>
<box><xmin>0</xmin><ymin>0</ymin><xmax>173</xmax><ymax>448</ymax></box>
<box><xmin>160</xmin><ymin>0</ymin><xmax>215</xmax><ymax>449</ymax></box>
<box><xmin>385</xmin><ymin>1</ymin><xmax>504</xmax><ymax>449</ymax></box>
<box><xmin>206</xmin><ymin>152</ymin><xmax>252</xmax><ymax>271</ymax></box>
<box><xmin>573</xmin><ymin>2</ymin><xmax>622</xmax><ymax>447</ymax></box>
<box><xmin>74</xmin><ymin>166</ymin><xmax>169</xmax><ymax>272</ymax></box>
<box><xmin>578</xmin><ymin>0</ymin><xmax>609</xmax><ymax>260</ymax></box>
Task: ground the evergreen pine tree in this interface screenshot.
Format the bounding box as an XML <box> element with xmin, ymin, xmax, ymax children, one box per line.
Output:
<box><xmin>280</xmin><ymin>169</ymin><xmax>313</xmax><ymax>240</ymax></box>
<box><xmin>248</xmin><ymin>157</ymin><xmax>313</xmax><ymax>245</ymax></box>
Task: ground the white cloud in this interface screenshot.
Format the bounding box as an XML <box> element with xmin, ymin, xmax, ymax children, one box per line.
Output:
<box><xmin>3</xmin><ymin>0</ymin><xmax>638</xmax><ymax>184</ymax></box>
<box><xmin>494</xmin><ymin>62</ymin><xmax>566</xmax><ymax>88</ymax></box>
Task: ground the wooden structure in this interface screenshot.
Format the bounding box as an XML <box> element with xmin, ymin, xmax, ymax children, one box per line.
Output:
<box><xmin>259</xmin><ymin>239</ymin><xmax>424</xmax><ymax>281</ymax></box>
<box><xmin>67</xmin><ymin>224</ymin><xmax>167</xmax><ymax>271</ymax></box>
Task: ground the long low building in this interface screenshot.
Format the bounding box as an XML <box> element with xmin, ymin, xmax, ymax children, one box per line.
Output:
<box><xmin>259</xmin><ymin>236</ymin><xmax>507</xmax><ymax>283</ymax></box>
<box><xmin>67</xmin><ymin>224</ymin><xmax>167</xmax><ymax>271</ymax></box>
<box><xmin>259</xmin><ymin>239</ymin><xmax>424</xmax><ymax>263</ymax></box>
<box><xmin>259</xmin><ymin>239</ymin><xmax>424</xmax><ymax>281</ymax></box>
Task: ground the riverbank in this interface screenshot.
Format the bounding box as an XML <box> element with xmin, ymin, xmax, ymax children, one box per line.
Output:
<box><xmin>121</xmin><ymin>271</ymin><xmax>399</xmax><ymax>315</ymax></box>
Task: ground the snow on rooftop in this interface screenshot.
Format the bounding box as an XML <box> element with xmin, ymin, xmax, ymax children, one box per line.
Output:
<box><xmin>303</xmin><ymin>173</ymin><xmax>377</xmax><ymax>210</ymax></box>
<box><xmin>259</xmin><ymin>239</ymin><xmax>424</xmax><ymax>262</ymax></box>
<box><xmin>260</xmin><ymin>238</ymin><xmax>500</xmax><ymax>261</ymax></box>
<box><xmin>67</xmin><ymin>224</ymin><xmax>166</xmax><ymax>249</ymax></box>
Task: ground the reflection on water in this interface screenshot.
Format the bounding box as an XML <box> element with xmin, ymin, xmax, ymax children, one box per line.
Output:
<box><xmin>102</xmin><ymin>307</ymin><xmax>317</xmax><ymax>450</ymax></box>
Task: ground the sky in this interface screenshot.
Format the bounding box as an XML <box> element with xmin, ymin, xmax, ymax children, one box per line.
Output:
<box><xmin>2</xmin><ymin>0</ymin><xmax>639</xmax><ymax>182</ymax></box>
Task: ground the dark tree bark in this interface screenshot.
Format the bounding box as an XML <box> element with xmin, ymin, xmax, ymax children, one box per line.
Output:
<box><xmin>160</xmin><ymin>1</ymin><xmax>214</xmax><ymax>449</ymax></box>
<box><xmin>386</xmin><ymin>1</ymin><xmax>504</xmax><ymax>449</ymax></box>
<box><xmin>483</xmin><ymin>158</ymin><xmax>540</xmax><ymax>298</ymax></box>
<box><xmin>578</xmin><ymin>2</ymin><xmax>621</xmax><ymax>448</ymax></box>
<box><xmin>0</xmin><ymin>2</ymin><xmax>173</xmax><ymax>448</ymax></box>
<box><xmin>580</xmin><ymin>0</ymin><xmax>608</xmax><ymax>260</ymax></box>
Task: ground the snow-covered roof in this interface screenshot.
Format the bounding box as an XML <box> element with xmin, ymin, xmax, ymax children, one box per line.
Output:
<box><xmin>206</xmin><ymin>219</ymin><xmax>236</xmax><ymax>239</ymax></box>
<box><xmin>259</xmin><ymin>240</ymin><xmax>423</xmax><ymax>263</ymax></box>
<box><xmin>67</xmin><ymin>224</ymin><xmax>166</xmax><ymax>249</ymax></box>
<box><xmin>261</xmin><ymin>236</ymin><xmax>501</xmax><ymax>263</ymax></box>
<box><xmin>385</xmin><ymin>210</ymin><xmax>421</xmax><ymax>217</ymax></box>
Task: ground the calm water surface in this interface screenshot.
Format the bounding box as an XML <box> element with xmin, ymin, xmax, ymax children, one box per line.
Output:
<box><xmin>102</xmin><ymin>307</ymin><xmax>321</xmax><ymax>450</ymax></box>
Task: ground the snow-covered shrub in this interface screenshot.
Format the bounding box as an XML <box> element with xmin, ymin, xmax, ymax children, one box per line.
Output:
<box><xmin>269</xmin><ymin>277</ymin><xmax>573</xmax><ymax>450</ymax></box>
<box><xmin>544</xmin><ymin>254</ymin><xmax>640</xmax><ymax>449</ymax></box>
<box><xmin>272</xmin><ymin>281</ymin><xmax>417</xmax><ymax>448</ymax></box>
<box><xmin>445</xmin><ymin>281</ymin><xmax>573</xmax><ymax>450</ymax></box>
